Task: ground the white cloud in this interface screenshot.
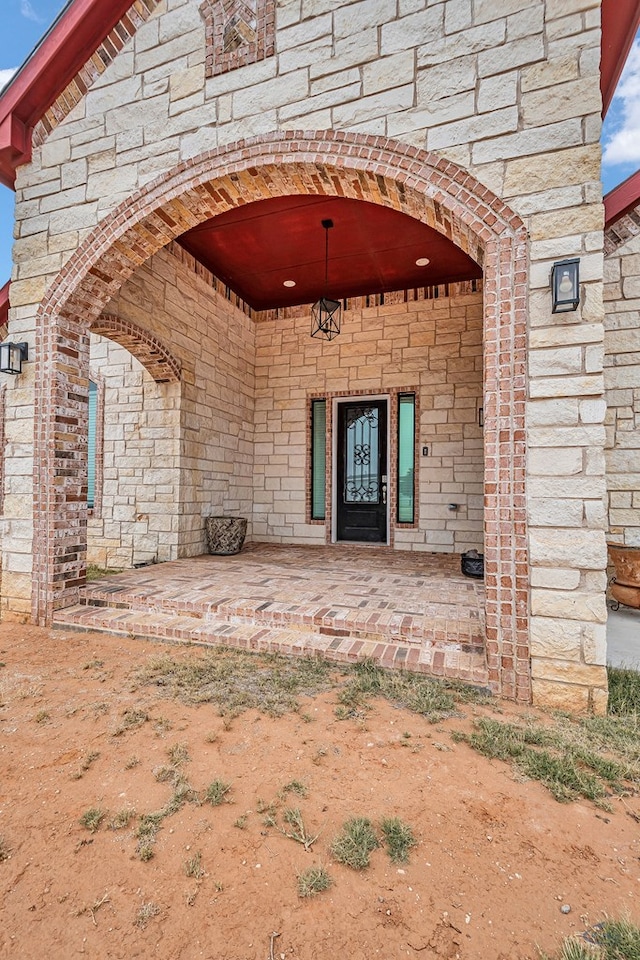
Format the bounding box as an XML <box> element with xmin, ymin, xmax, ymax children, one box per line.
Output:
<box><xmin>0</xmin><ymin>68</ymin><xmax>17</xmax><ymax>92</ymax></box>
<box><xmin>20</xmin><ymin>0</ymin><xmax>45</xmax><ymax>23</ymax></box>
<box><xmin>603</xmin><ymin>38</ymin><xmax>640</xmax><ymax>167</ymax></box>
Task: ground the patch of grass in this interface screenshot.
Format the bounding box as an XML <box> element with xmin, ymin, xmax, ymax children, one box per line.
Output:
<box><xmin>134</xmin><ymin>782</ymin><xmax>198</xmax><ymax>859</ymax></box>
<box><xmin>541</xmin><ymin>917</ymin><xmax>640</xmax><ymax>960</ymax></box>
<box><xmin>153</xmin><ymin>716</ymin><xmax>174</xmax><ymax>735</ymax></box>
<box><xmin>138</xmin><ymin>649</ymin><xmax>334</xmax><ymax>718</ymax></box>
<box><xmin>331</xmin><ymin>817</ymin><xmax>379</xmax><ymax>870</ymax></box>
<box><xmin>279</xmin><ymin>779</ymin><xmax>308</xmax><ymax>799</ymax></box>
<box><xmin>79</xmin><ymin>807</ymin><xmax>106</xmax><ymax>833</ymax></box>
<box><xmin>205</xmin><ymin>779</ymin><xmax>232</xmax><ymax>806</ymax></box>
<box><xmin>0</xmin><ymin>836</ymin><xmax>10</xmax><ymax>862</ymax></box>
<box><xmin>124</xmin><ymin>755</ymin><xmax>140</xmax><ymax>769</ymax></box>
<box><xmin>86</xmin><ymin>565</ymin><xmax>123</xmax><ymax>581</ymax></box>
<box><xmin>113</xmin><ymin>709</ymin><xmax>149</xmax><ymax>736</ymax></box>
<box><xmin>167</xmin><ymin>742</ymin><xmax>189</xmax><ymax>766</ymax></box>
<box><xmin>184</xmin><ymin>850</ymin><xmax>204</xmax><ymax>879</ymax></box>
<box><xmin>607</xmin><ymin>666</ymin><xmax>640</xmax><ymax>717</ymax></box>
<box><xmin>297</xmin><ymin>865</ymin><xmax>332</xmax><ymax>898</ymax></box>
<box><xmin>234</xmin><ymin>814</ymin><xmax>248</xmax><ymax>830</ymax></box>
<box><xmin>336</xmin><ymin>659</ymin><xmax>487</xmax><ymax>724</ymax></box>
<box><xmin>34</xmin><ymin>709</ymin><xmax>50</xmax><ymax>723</ymax></box>
<box><xmin>380</xmin><ymin>817</ymin><xmax>417</xmax><ymax>864</ymax></box>
<box><xmin>154</xmin><ymin>764</ymin><xmax>178</xmax><ymax>784</ymax></box>
<box><xmin>134</xmin><ymin>902</ymin><xmax>160</xmax><ymax>929</ymax></box>
<box><xmin>455</xmin><ymin>712</ymin><xmax>640</xmax><ymax>805</ymax></box>
<box><xmin>71</xmin><ymin>750</ymin><xmax>100</xmax><ymax>780</ymax></box>
<box><xmin>138</xmin><ymin>842</ymin><xmax>154</xmax><ymax>862</ymax></box>
<box><xmin>279</xmin><ymin>807</ymin><xmax>319</xmax><ymax>852</ymax></box>
<box><xmin>83</xmin><ymin>659</ymin><xmax>104</xmax><ymax>670</ymax></box>
<box><xmin>108</xmin><ymin>808</ymin><xmax>136</xmax><ymax>830</ymax></box>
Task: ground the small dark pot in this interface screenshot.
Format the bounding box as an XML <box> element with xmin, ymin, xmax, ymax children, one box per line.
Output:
<box><xmin>461</xmin><ymin>552</ymin><xmax>484</xmax><ymax>579</ymax></box>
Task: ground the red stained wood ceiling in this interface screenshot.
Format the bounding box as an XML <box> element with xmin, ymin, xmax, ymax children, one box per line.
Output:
<box><xmin>178</xmin><ymin>195</ymin><xmax>482</xmax><ymax>311</ymax></box>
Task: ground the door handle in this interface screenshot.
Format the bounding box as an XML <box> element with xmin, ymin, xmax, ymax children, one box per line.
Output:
<box><xmin>382</xmin><ymin>481</ymin><xmax>387</xmax><ymax>505</ymax></box>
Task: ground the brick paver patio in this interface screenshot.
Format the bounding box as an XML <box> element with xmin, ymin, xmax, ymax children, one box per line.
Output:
<box><xmin>53</xmin><ymin>543</ymin><xmax>488</xmax><ymax>685</ymax></box>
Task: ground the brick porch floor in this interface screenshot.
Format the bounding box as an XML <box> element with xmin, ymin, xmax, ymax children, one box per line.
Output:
<box><xmin>53</xmin><ymin>543</ymin><xmax>488</xmax><ymax>685</ymax></box>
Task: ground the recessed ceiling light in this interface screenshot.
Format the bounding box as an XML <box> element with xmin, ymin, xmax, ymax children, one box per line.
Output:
<box><xmin>415</xmin><ymin>257</ymin><xmax>430</xmax><ymax>267</ymax></box>
<box><xmin>283</xmin><ymin>279</ymin><xmax>296</xmax><ymax>287</ymax></box>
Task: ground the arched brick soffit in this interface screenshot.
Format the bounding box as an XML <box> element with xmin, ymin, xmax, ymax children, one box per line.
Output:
<box><xmin>90</xmin><ymin>313</ymin><xmax>181</xmax><ymax>383</ymax></box>
<box><xmin>37</xmin><ymin>131</ymin><xmax>527</xmax><ymax>326</ymax></box>
<box><xmin>33</xmin><ymin>131</ymin><xmax>530</xmax><ymax>701</ymax></box>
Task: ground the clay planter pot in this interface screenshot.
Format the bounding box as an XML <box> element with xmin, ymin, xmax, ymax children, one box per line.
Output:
<box><xmin>607</xmin><ymin>543</ymin><xmax>640</xmax><ymax>609</ymax></box>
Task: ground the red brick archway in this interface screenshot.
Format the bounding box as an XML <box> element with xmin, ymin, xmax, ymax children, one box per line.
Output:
<box><xmin>32</xmin><ymin>130</ymin><xmax>529</xmax><ymax>700</ymax></box>
<box><xmin>90</xmin><ymin>314</ymin><xmax>181</xmax><ymax>383</ymax></box>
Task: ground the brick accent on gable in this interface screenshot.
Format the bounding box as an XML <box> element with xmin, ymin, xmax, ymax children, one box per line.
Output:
<box><xmin>31</xmin><ymin>131</ymin><xmax>530</xmax><ymax>702</ymax></box>
<box><xmin>199</xmin><ymin>0</ymin><xmax>275</xmax><ymax>78</ymax></box>
<box><xmin>31</xmin><ymin>0</ymin><xmax>162</xmax><ymax>149</ymax></box>
<box><xmin>90</xmin><ymin>313</ymin><xmax>181</xmax><ymax>383</ymax></box>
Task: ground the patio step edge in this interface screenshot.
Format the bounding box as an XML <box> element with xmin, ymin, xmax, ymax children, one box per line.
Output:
<box><xmin>52</xmin><ymin>605</ymin><xmax>489</xmax><ymax>684</ymax></box>
<box><xmin>78</xmin><ymin>592</ymin><xmax>485</xmax><ymax>650</ymax></box>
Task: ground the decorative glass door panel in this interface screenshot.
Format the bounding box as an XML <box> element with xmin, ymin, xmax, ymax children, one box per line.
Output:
<box><xmin>337</xmin><ymin>399</ymin><xmax>388</xmax><ymax>542</ymax></box>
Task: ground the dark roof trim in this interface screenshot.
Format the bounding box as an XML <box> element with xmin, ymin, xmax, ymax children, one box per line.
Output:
<box><xmin>604</xmin><ymin>168</ymin><xmax>640</xmax><ymax>228</ymax></box>
<box><xmin>600</xmin><ymin>0</ymin><xmax>640</xmax><ymax>118</ymax></box>
<box><xmin>0</xmin><ymin>280</ymin><xmax>9</xmax><ymax>330</ymax></box>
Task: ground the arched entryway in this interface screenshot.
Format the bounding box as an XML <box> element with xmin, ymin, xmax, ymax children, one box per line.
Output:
<box><xmin>31</xmin><ymin>131</ymin><xmax>529</xmax><ymax>699</ymax></box>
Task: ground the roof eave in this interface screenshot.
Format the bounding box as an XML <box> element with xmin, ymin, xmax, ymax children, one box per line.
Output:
<box><xmin>604</xmin><ymin>168</ymin><xmax>640</xmax><ymax>228</ymax></box>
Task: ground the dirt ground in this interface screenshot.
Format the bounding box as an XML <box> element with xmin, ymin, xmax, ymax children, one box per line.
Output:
<box><xmin>0</xmin><ymin>624</ymin><xmax>638</xmax><ymax>960</ymax></box>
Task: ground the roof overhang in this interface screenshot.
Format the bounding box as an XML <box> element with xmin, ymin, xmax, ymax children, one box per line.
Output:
<box><xmin>604</xmin><ymin>168</ymin><xmax>640</xmax><ymax>228</ymax></box>
<box><xmin>601</xmin><ymin>0</ymin><xmax>640</xmax><ymax>117</ymax></box>
<box><xmin>0</xmin><ymin>280</ymin><xmax>9</xmax><ymax>330</ymax></box>
<box><xmin>0</xmin><ymin>0</ymin><xmax>135</xmax><ymax>188</ymax></box>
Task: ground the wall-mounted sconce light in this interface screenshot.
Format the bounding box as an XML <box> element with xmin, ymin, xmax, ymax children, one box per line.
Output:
<box><xmin>551</xmin><ymin>258</ymin><xmax>580</xmax><ymax>313</ymax></box>
<box><xmin>311</xmin><ymin>219</ymin><xmax>341</xmax><ymax>341</ymax></box>
<box><xmin>0</xmin><ymin>341</ymin><xmax>28</xmax><ymax>375</ymax></box>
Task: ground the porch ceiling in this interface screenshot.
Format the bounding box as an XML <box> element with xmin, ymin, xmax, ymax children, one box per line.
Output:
<box><xmin>177</xmin><ymin>195</ymin><xmax>482</xmax><ymax>311</ymax></box>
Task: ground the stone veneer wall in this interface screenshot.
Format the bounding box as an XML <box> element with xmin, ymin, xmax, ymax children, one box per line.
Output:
<box><xmin>88</xmin><ymin>245</ymin><xmax>255</xmax><ymax>566</ymax></box>
<box><xmin>2</xmin><ymin>0</ymin><xmax>609</xmax><ymax>709</ymax></box>
<box><xmin>87</xmin><ymin>335</ymin><xmax>181</xmax><ymax>568</ymax></box>
<box><xmin>254</xmin><ymin>293</ymin><xmax>484</xmax><ymax>553</ymax></box>
<box><xmin>604</xmin><ymin>205</ymin><xmax>640</xmax><ymax>547</ymax></box>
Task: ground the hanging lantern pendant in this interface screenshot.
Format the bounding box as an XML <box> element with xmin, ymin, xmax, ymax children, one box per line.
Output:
<box><xmin>311</xmin><ymin>219</ymin><xmax>341</xmax><ymax>340</ymax></box>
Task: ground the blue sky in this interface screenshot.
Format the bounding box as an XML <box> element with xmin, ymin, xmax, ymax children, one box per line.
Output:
<box><xmin>0</xmin><ymin>8</ymin><xmax>639</xmax><ymax>287</ymax></box>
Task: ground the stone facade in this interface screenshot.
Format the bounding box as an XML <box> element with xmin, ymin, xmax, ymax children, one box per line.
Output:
<box><xmin>604</xmin><ymin>204</ymin><xmax>640</xmax><ymax>548</ymax></box>
<box><xmin>0</xmin><ymin>0</ymin><xmax>611</xmax><ymax>711</ymax></box>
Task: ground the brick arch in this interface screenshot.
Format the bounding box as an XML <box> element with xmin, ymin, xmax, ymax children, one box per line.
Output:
<box><xmin>90</xmin><ymin>314</ymin><xmax>181</xmax><ymax>383</ymax></box>
<box><xmin>32</xmin><ymin>130</ymin><xmax>529</xmax><ymax>701</ymax></box>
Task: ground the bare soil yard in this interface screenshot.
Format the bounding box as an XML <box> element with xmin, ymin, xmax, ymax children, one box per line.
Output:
<box><xmin>0</xmin><ymin>624</ymin><xmax>638</xmax><ymax>960</ymax></box>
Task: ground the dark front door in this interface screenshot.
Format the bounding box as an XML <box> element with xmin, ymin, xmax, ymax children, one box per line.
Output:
<box><xmin>336</xmin><ymin>399</ymin><xmax>388</xmax><ymax>543</ymax></box>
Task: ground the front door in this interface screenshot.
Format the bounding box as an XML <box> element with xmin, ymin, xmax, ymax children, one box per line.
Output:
<box><xmin>336</xmin><ymin>399</ymin><xmax>388</xmax><ymax>543</ymax></box>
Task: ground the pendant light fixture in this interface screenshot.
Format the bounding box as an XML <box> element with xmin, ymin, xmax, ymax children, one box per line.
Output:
<box><xmin>311</xmin><ymin>218</ymin><xmax>341</xmax><ymax>341</ymax></box>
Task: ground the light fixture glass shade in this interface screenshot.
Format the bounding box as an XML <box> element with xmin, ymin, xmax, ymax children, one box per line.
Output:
<box><xmin>551</xmin><ymin>258</ymin><xmax>580</xmax><ymax>313</ymax></box>
<box><xmin>0</xmin><ymin>341</ymin><xmax>28</xmax><ymax>375</ymax></box>
<box><xmin>311</xmin><ymin>296</ymin><xmax>341</xmax><ymax>340</ymax></box>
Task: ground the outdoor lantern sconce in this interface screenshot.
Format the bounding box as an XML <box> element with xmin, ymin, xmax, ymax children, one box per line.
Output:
<box><xmin>311</xmin><ymin>219</ymin><xmax>341</xmax><ymax>340</ymax></box>
<box><xmin>0</xmin><ymin>341</ymin><xmax>28</xmax><ymax>375</ymax></box>
<box><xmin>551</xmin><ymin>258</ymin><xmax>580</xmax><ymax>313</ymax></box>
